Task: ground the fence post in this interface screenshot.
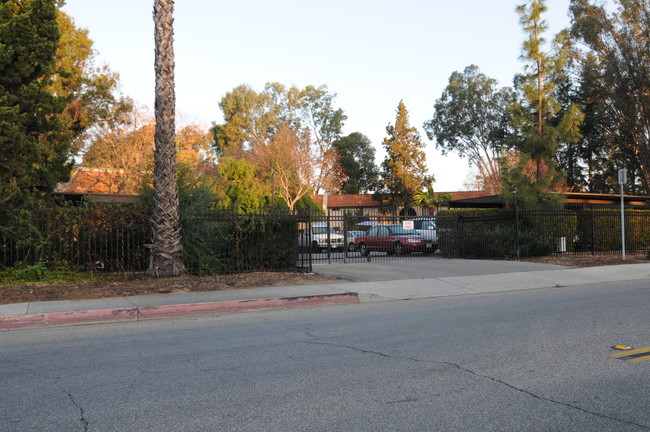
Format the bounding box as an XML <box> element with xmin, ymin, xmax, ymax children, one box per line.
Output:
<box><xmin>590</xmin><ymin>209</ymin><xmax>596</xmax><ymax>255</ymax></box>
<box><xmin>513</xmin><ymin>188</ymin><xmax>520</xmax><ymax>260</ymax></box>
<box><xmin>326</xmin><ymin>209</ymin><xmax>332</xmax><ymax>264</ymax></box>
<box><xmin>305</xmin><ymin>209</ymin><xmax>312</xmax><ymax>273</ymax></box>
<box><xmin>343</xmin><ymin>211</ymin><xmax>348</xmax><ymax>264</ymax></box>
<box><xmin>458</xmin><ymin>214</ymin><xmax>465</xmax><ymax>258</ymax></box>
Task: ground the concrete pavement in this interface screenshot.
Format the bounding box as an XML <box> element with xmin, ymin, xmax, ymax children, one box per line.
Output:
<box><xmin>1</xmin><ymin>259</ymin><xmax>649</xmax><ymax>330</ymax></box>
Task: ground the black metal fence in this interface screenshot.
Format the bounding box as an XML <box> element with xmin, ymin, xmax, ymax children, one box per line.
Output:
<box><xmin>0</xmin><ymin>205</ymin><xmax>149</xmax><ymax>272</ymax></box>
<box><xmin>1</xmin><ymin>205</ymin><xmax>648</xmax><ymax>274</ymax></box>
<box><xmin>436</xmin><ymin>207</ymin><xmax>650</xmax><ymax>259</ymax></box>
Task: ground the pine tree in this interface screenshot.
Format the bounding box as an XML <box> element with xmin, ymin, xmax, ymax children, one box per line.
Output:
<box><xmin>0</xmin><ymin>0</ymin><xmax>69</xmax><ymax>207</ymax></box>
<box><xmin>504</xmin><ymin>0</ymin><xmax>583</xmax><ymax>203</ymax></box>
<box><xmin>380</xmin><ymin>101</ymin><xmax>432</xmax><ymax>209</ymax></box>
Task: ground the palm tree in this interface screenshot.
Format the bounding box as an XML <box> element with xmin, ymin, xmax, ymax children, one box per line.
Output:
<box><xmin>413</xmin><ymin>185</ymin><xmax>451</xmax><ymax>215</ymax></box>
<box><xmin>147</xmin><ymin>0</ymin><xmax>185</xmax><ymax>276</ymax></box>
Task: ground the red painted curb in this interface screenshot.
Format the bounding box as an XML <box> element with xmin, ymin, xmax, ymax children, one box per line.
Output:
<box><xmin>0</xmin><ymin>293</ymin><xmax>359</xmax><ymax>330</ymax></box>
<box><xmin>0</xmin><ymin>307</ymin><xmax>139</xmax><ymax>330</ymax></box>
<box><xmin>138</xmin><ymin>293</ymin><xmax>359</xmax><ymax>320</ymax></box>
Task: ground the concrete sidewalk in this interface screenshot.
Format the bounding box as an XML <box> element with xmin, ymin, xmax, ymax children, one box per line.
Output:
<box><xmin>1</xmin><ymin>260</ymin><xmax>649</xmax><ymax>330</ymax></box>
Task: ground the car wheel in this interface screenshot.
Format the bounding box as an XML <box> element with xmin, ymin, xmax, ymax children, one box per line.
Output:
<box><xmin>348</xmin><ymin>242</ymin><xmax>356</xmax><ymax>252</ymax></box>
<box><xmin>393</xmin><ymin>241</ymin><xmax>403</xmax><ymax>255</ymax></box>
<box><xmin>310</xmin><ymin>241</ymin><xmax>320</xmax><ymax>253</ymax></box>
<box><xmin>359</xmin><ymin>243</ymin><xmax>369</xmax><ymax>256</ymax></box>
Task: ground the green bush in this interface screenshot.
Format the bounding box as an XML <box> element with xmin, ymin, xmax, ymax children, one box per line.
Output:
<box><xmin>0</xmin><ymin>201</ymin><xmax>149</xmax><ymax>272</ymax></box>
<box><xmin>437</xmin><ymin>209</ymin><xmax>515</xmax><ymax>258</ymax></box>
<box><xmin>179</xmin><ymin>213</ymin><xmax>300</xmax><ymax>275</ymax></box>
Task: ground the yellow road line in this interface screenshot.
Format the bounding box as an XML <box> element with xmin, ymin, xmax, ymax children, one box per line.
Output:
<box><xmin>606</xmin><ymin>346</ymin><xmax>650</xmax><ymax>359</ymax></box>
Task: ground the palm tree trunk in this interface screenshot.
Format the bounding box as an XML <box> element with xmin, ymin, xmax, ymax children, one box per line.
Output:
<box><xmin>147</xmin><ymin>0</ymin><xmax>185</xmax><ymax>277</ymax></box>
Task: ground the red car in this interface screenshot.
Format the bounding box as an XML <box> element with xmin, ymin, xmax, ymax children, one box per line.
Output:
<box><xmin>354</xmin><ymin>224</ymin><xmax>433</xmax><ymax>256</ymax></box>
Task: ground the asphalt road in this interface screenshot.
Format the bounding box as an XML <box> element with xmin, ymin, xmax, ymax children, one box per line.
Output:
<box><xmin>2</xmin><ymin>279</ymin><xmax>649</xmax><ymax>431</ymax></box>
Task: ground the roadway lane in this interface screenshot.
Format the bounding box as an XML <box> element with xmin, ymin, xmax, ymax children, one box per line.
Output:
<box><xmin>1</xmin><ymin>279</ymin><xmax>649</xmax><ymax>431</ymax></box>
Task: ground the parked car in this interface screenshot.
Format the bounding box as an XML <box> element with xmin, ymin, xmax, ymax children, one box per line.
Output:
<box><xmin>299</xmin><ymin>223</ymin><xmax>345</xmax><ymax>252</ymax></box>
<box><xmin>411</xmin><ymin>218</ymin><xmax>437</xmax><ymax>248</ymax></box>
<box><xmin>344</xmin><ymin>230</ymin><xmax>366</xmax><ymax>252</ymax></box>
<box><xmin>354</xmin><ymin>224</ymin><xmax>434</xmax><ymax>256</ymax></box>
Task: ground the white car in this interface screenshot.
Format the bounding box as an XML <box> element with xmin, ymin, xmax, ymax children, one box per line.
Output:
<box><xmin>412</xmin><ymin>219</ymin><xmax>437</xmax><ymax>248</ymax></box>
<box><xmin>299</xmin><ymin>223</ymin><xmax>344</xmax><ymax>252</ymax></box>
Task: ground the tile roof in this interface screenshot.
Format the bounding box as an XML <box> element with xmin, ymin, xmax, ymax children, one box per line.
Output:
<box><xmin>55</xmin><ymin>167</ymin><xmax>131</xmax><ymax>195</ymax></box>
<box><xmin>312</xmin><ymin>191</ymin><xmax>490</xmax><ymax>208</ymax></box>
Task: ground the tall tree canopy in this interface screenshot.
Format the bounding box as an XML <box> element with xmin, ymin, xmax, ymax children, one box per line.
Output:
<box><xmin>569</xmin><ymin>0</ymin><xmax>650</xmax><ymax>193</ymax></box>
<box><xmin>379</xmin><ymin>101</ymin><xmax>432</xmax><ymax>208</ymax></box>
<box><xmin>0</xmin><ymin>0</ymin><xmax>68</xmax><ymax>207</ymax></box>
<box><xmin>424</xmin><ymin>65</ymin><xmax>515</xmax><ymax>194</ymax></box>
<box><xmin>254</xmin><ymin>126</ymin><xmax>316</xmax><ymax>211</ymax></box>
<box><xmin>213</xmin><ymin>82</ymin><xmax>346</xmax><ymax>194</ymax></box>
<box><xmin>0</xmin><ymin>1</ymin><xmax>133</xmax><ymax>210</ymax></box>
<box><xmin>504</xmin><ymin>0</ymin><xmax>583</xmax><ymax>202</ymax></box>
<box><xmin>53</xmin><ymin>11</ymin><xmax>133</xmax><ymax>157</ymax></box>
<box><xmin>332</xmin><ymin>132</ymin><xmax>380</xmax><ymax>194</ymax></box>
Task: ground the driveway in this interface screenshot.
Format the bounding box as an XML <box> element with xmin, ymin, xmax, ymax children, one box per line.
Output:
<box><xmin>312</xmin><ymin>258</ymin><xmax>566</xmax><ymax>282</ymax></box>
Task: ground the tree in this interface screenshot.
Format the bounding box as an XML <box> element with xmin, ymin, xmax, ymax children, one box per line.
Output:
<box><xmin>503</xmin><ymin>0</ymin><xmax>583</xmax><ymax>202</ymax></box>
<box><xmin>81</xmin><ymin>109</ymin><xmax>154</xmax><ymax>194</ymax></box>
<box><xmin>423</xmin><ymin>65</ymin><xmax>515</xmax><ymax>194</ymax></box>
<box><xmin>254</xmin><ymin>126</ymin><xmax>315</xmax><ymax>211</ymax></box>
<box><xmin>148</xmin><ymin>0</ymin><xmax>185</xmax><ymax>277</ymax></box>
<box><xmin>51</xmin><ymin>11</ymin><xmax>133</xmax><ymax>157</ymax></box>
<box><xmin>412</xmin><ymin>185</ymin><xmax>452</xmax><ymax>215</ymax></box>
<box><xmin>332</xmin><ymin>132</ymin><xmax>380</xmax><ymax>194</ymax></box>
<box><xmin>569</xmin><ymin>0</ymin><xmax>650</xmax><ymax>193</ymax></box>
<box><xmin>299</xmin><ymin>85</ymin><xmax>347</xmax><ymax>193</ymax></box>
<box><xmin>0</xmin><ymin>0</ymin><xmax>69</xmax><ymax>207</ymax></box>
<box><xmin>213</xmin><ymin>83</ymin><xmax>286</xmax><ymax>157</ymax></box>
<box><xmin>212</xmin><ymin>82</ymin><xmax>346</xmax><ymax>193</ymax></box>
<box><xmin>379</xmin><ymin>101</ymin><xmax>432</xmax><ymax>208</ymax></box>
<box><xmin>213</xmin><ymin>157</ymin><xmax>267</xmax><ymax>211</ymax></box>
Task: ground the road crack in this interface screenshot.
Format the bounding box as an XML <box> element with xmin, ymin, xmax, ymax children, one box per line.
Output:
<box><xmin>303</xmin><ymin>338</ymin><xmax>650</xmax><ymax>430</ymax></box>
<box><xmin>63</xmin><ymin>389</ymin><xmax>89</xmax><ymax>432</ymax></box>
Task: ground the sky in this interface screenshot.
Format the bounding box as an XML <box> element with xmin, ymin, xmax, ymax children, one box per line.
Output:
<box><xmin>61</xmin><ymin>0</ymin><xmax>573</xmax><ymax>192</ymax></box>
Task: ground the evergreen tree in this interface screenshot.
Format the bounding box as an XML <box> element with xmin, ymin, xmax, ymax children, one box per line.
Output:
<box><xmin>379</xmin><ymin>101</ymin><xmax>432</xmax><ymax>209</ymax></box>
<box><xmin>504</xmin><ymin>0</ymin><xmax>583</xmax><ymax>203</ymax></box>
<box><xmin>0</xmin><ymin>0</ymin><xmax>69</xmax><ymax>207</ymax></box>
<box><xmin>570</xmin><ymin>0</ymin><xmax>650</xmax><ymax>194</ymax></box>
<box><xmin>332</xmin><ymin>132</ymin><xmax>380</xmax><ymax>194</ymax></box>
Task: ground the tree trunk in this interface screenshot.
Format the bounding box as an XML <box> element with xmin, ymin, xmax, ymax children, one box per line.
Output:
<box><xmin>147</xmin><ymin>0</ymin><xmax>185</xmax><ymax>277</ymax></box>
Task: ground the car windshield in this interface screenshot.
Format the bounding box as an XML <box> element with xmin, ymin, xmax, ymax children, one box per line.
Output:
<box><xmin>414</xmin><ymin>220</ymin><xmax>435</xmax><ymax>229</ymax></box>
<box><xmin>390</xmin><ymin>226</ymin><xmax>419</xmax><ymax>235</ymax></box>
<box><xmin>312</xmin><ymin>227</ymin><xmax>336</xmax><ymax>235</ymax></box>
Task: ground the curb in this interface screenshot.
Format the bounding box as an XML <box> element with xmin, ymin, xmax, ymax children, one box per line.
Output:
<box><xmin>0</xmin><ymin>293</ymin><xmax>359</xmax><ymax>330</ymax></box>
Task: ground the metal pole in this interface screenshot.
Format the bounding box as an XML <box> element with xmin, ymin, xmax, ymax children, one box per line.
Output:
<box><xmin>270</xmin><ymin>169</ymin><xmax>275</xmax><ymax>212</ymax></box>
<box><xmin>618</xmin><ymin>169</ymin><xmax>627</xmax><ymax>261</ymax></box>
<box><xmin>621</xmin><ymin>182</ymin><xmax>626</xmax><ymax>261</ymax></box>
<box><xmin>619</xmin><ymin>169</ymin><xmax>627</xmax><ymax>261</ymax></box>
<box><xmin>513</xmin><ymin>187</ymin><xmax>520</xmax><ymax>260</ymax></box>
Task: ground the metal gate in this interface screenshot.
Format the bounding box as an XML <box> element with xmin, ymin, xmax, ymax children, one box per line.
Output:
<box><xmin>296</xmin><ymin>212</ymin><xmax>442</xmax><ymax>270</ymax></box>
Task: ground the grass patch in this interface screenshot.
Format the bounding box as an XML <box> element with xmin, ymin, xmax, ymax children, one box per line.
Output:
<box><xmin>0</xmin><ymin>263</ymin><xmax>106</xmax><ymax>286</ymax></box>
